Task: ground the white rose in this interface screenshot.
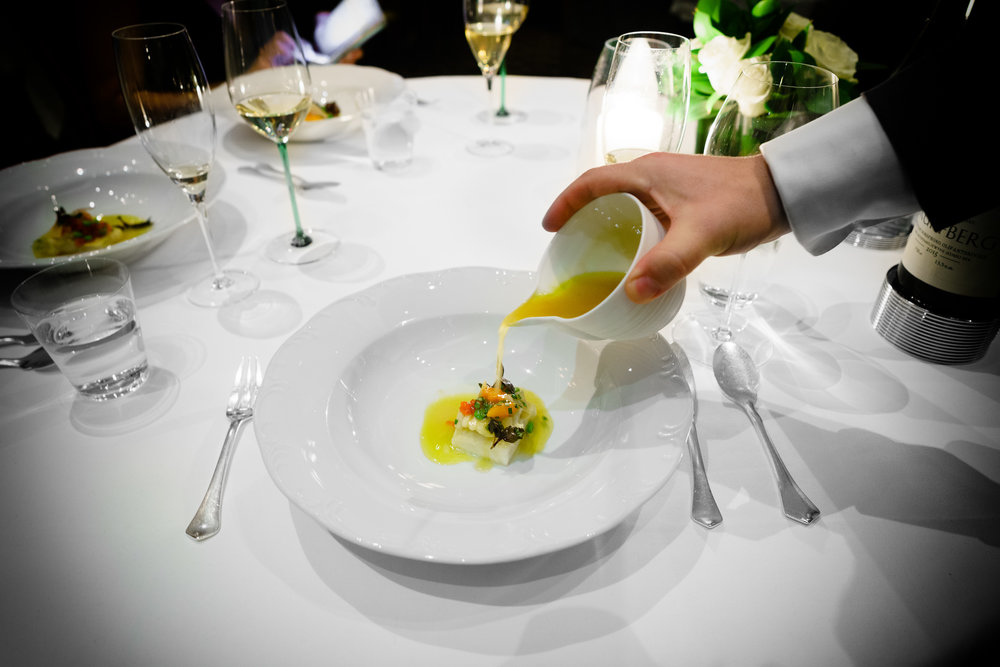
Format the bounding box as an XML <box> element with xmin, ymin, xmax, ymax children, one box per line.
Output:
<box><xmin>779</xmin><ymin>12</ymin><xmax>812</xmax><ymax>41</ymax></box>
<box><xmin>698</xmin><ymin>32</ymin><xmax>751</xmax><ymax>95</ymax></box>
<box><xmin>805</xmin><ymin>29</ymin><xmax>858</xmax><ymax>82</ymax></box>
<box><xmin>732</xmin><ymin>56</ymin><xmax>771</xmax><ymax>117</ymax></box>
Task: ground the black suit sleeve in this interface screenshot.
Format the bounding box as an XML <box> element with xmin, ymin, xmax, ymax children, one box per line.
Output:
<box><xmin>864</xmin><ymin>0</ymin><xmax>995</xmax><ymax>230</ymax></box>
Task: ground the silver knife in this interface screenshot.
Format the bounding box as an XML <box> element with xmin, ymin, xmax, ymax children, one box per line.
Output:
<box><xmin>670</xmin><ymin>342</ymin><xmax>723</xmax><ymax>528</ymax></box>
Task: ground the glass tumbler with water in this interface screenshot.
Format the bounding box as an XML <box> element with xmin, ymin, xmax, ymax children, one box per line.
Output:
<box><xmin>12</xmin><ymin>258</ymin><xmax>148</xmax><ymax>400</ymax></box>
<box><xmin>358</xmin><ymin>89</ymin><xmax>417</xmax><ymax>171</ymax></box>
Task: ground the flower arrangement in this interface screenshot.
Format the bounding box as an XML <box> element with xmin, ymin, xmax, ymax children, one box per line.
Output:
<box><xmin>690</xmin><ymin>0</ymin><xmax>860</xmax><ymax>121</ymax></box>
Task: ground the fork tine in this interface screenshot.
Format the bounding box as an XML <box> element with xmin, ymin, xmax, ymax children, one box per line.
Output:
<box><xmin>250</xmin><ymin>356</ymin><xmax>262</xmax><ymax>401</ymax></box>
<box><xmin>238</xmin><ymin>355</ymin><xmax>256</xmax><ymax>409</ymax></box>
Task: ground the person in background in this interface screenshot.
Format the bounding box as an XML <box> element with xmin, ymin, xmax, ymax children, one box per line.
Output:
<box><xmin>2</xmin><ymin>0</ymin><xmax>359</xmax><ymax>170</ymax></box>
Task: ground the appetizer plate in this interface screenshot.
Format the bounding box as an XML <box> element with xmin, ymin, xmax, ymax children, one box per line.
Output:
<box><xmin>255</xmin><ymin>267</ymin><xmax>689</xmax><ymax>564</ymax></box>
<box><xmin>0</xmin><ymin>144</ymin><xmax>214</xmax><ymax>269</ymax></box>
<box><xmin>291</xmin><ymin>64</ymin><xmax>405</xmax><ymax>142</ymax></box>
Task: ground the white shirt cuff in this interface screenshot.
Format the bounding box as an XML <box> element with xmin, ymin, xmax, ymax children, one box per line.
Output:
<box><xmin>759</xmin><ymin>97</ymin><xmax>920</xmax><ymax>255</ymax></box>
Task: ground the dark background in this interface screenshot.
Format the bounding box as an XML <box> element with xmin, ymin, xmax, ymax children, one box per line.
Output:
<box><xmin>2</xmin><ymin>0</ymin><xmax>940</xmax><ymax>170</ymax></box>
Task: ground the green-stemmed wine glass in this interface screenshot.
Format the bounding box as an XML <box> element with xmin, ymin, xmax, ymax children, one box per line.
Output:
<box><xmin>462</xmin><ymin>0</ymin><xmax>529</xmax><ymax>155</ymax></box>
<box><xmin>113</xmin><ymin>23</ymin><xmax>259</xmax><ymax>307</ymax></box>
<box><xmin>222</xmin><ymin>0</ymin><xmax>337</xmax><ymax>264</ymax></box>
<box><xmin>483</xmin><ymin>1</ymin><xmax>530</xmax><ymax>124</ymax></box>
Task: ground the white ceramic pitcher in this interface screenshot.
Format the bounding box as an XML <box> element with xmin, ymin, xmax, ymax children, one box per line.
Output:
<box><xmin>517</xmin><ymin>192</ymin><xmax>685</xmax><ymax>340</ymax></box>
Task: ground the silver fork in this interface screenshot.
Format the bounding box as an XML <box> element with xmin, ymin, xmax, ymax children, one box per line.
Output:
<box><xmin>185</xmin><ymin>356</ymin><xmax>262</xmax><ymax>541</ymax></box>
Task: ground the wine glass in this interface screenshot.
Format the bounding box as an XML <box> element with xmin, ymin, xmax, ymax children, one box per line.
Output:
<box><xmin>600</xmin><ymin>31</ymin><xmax>691</xmax><ymax>164</ymax></box>
<box><xmin>481</xmin><ymin>1</ymin><xmax>530</xmax><ymax>125</ymax></box>
<box><xmin>462</xmin><ymin>0</ymin><xmax>528</xmax><ymax>155</ymax></box>
<box><xmin>113</xmin><ymin>23</ymin><xmax>258</xmax><ymax>307</ymax></box>
<box><xmin>222</xmin><ymin>0</ymin><xmax>338</xmax><ymax>264</ymax></box>
<box><xmin>577</xmin><ymin>36</ymin><xmax>617</xmax><ymax>172</ymax></box>
<box><xmin>673</xmin><ymin>60</ymin><xmax>839</xmax><ymax>364</ymax></box>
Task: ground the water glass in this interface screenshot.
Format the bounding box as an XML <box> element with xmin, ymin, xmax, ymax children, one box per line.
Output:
<box><xmin>358</xmin><ymin>89</ymin><xmax>417</xmax><ymax>171</ymax></box>
<box><xmin>11</xmin><ymin>258</ymin><xmax>149</xmax><ymax>400</ymax></box>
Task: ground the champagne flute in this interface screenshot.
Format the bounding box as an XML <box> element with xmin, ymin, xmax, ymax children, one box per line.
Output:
<box><xmin>462</xmin><ymin>0</ymin><xmax>528</xmax><ymax>155</ymax></box>
<box><xmin>113</xmin><ymin>23</ymin><xmax>258</xmax><ymax>307</ymax></box>
<box><xmin>600</xmin><ymin>31</ymin><xmax>691</xmax><ymax>164</ymax></box>
<box><xmin>222</xmin><ymin>0</ymin><xmax>337</xmax><ymax>265</ymax></box>
<box><xmin>673</xmin><ymin>61</ymin><xmax>839</xmax><ymax>364</ymax></box>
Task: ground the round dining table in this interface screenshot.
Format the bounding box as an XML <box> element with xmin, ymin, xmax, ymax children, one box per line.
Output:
<box><xmin>1</xmin><ymin>72</ymin><xmax>998</xmax><ymax>666</ymax></box>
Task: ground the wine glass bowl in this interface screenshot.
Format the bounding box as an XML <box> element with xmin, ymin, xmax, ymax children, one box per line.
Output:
<box><xmin>222</xmin><ymin>0</ymin><xmax>338</xmax><ymax>264</ymax></box>
<box><xmin>600</xmin><ymin>31</ymin><xmax>691</xmax><ymax>165</ymax></box>
<box><xmin>113</xmin><ymin>22</ymin><xmax>258</xmax><ymax>307</ymax></box>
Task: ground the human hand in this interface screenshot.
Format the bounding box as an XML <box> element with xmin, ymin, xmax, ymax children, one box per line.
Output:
<box><xmin>339</xmin><ymin>48</ymin><xmax>363</xmax><ymax>64</ymax></box>
<box><xmin>541</xmin><ymin>153</ymin><xmax>789</xmax><ymax>304</ymax></box>
<box><xmin>251</xmin><ymin>30</ymin><xmax>299</xmax><ymax>70</ymax></box>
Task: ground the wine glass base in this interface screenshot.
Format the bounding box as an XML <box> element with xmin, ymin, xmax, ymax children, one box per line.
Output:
<box><xmin>188</xmin><ymin>269</ymin><xmax>259</xmax><ymax>308</ymax></box>
<box><xmin>466</xmin><ymin>138</ymin><xmax>513</xmax><ymax>157</ymax></box>
<box><xmin>264</xmin><ymin>230</ymin><xmax>340</xmax><ymax>265</ymax></box>
<box><xmin>672</xmin><ymin>310</ymin><xmax>774</xmax><ymax>367</ymax></box>
<box><xmin>476</xmin><ymin>109</ymin><xmax>526</xmax><ymax>125</ymax></box>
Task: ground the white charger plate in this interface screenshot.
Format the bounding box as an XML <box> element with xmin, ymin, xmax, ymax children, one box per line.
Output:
<box><xmin>255</xmin><ymin>267</ymin><xmax>689</xmax><ymax>564</ymax></box>
<box><xmin>0</xmin><ymin>144</ymin><xmax>213</xmax><ymax>269</ymax></box>
<box><xmin>292</xmin><ymin>64</ymin><xmax>405</xmax><ymax>142</ymax></box>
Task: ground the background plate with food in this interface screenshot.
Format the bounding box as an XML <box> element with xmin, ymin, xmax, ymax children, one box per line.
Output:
<box><xmin>291</xmin><ymin>64</ymin><xmax>405</xmax><ymax>142</ymax></box>
<box><xmin>0</xmin><ymin>144</ymin><xmax>219</xmax><ymax>269</ymax></box>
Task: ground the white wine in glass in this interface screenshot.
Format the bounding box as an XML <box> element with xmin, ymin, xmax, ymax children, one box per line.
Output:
<box><xmin>113</xmin><ymin>23</ymin><xmax>258</xmax><ymax>307</ymax></box>
<box><xmin>462</xmin><ymin>0</ymin><xmax>528</xmax><ymax>155</ymax></box>
<box><xmin>222</xmin><ymin>0</ymin><xmax>338</xmax><ymax>265</ymax></box>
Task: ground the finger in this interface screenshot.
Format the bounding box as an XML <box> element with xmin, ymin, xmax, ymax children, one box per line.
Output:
<box><xmin>541</xmin><ymin>163</ymin><xmax>642</xmax><ymax>232</ymax></box>
<box><xmin>625</xmin><ymin>221</ymin><xmax>723</xmax><ymax>304</ymax></box>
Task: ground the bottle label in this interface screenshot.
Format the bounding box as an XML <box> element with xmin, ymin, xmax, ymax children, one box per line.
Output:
<box><xmin>901</xmin><ymin>209</ymin><xmax>1000</xmax><ymax>298</ymax></box>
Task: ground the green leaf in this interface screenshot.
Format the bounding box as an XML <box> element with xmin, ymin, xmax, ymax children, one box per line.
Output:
<box><xmin>751</xmin><ymin>0</ymin><xmax>780</xmax><ymax>18</ymax></box>
<box><xmin>791</xmin><ymin>27</ymin><xmax>808</xmax><ymax>50</ymax></box>
<box><xmin>695</xmin><ymin>0</ymin><xmax>722</xmax><ymax>20</ymax></box>
<box><xmin>693</xmin><ymin>10</ymin><xmax>722</xmax><ymax>43</ymax></box>
<box><xmin>746</xmin><ymin>35</ymin><xmax>777</xmax><ymax>57</ymax></box>
<box><xmin>750</xmin><ymin>8</ymin><xmax>792</xmax><ymax>43</ymax></box>
<box><xmin>716</xmin><ymin>0</ymin><xmax>750</xmax><ymax>37</ymax></box>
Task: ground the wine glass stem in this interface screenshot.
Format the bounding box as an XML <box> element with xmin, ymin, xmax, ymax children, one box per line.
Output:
<box><xmin>276</xmin><ymin>142</ymin><xmax>310</xmax><ymax>247</ymax></box>
<box><xmin>497</xmin><ymin>60</ymin><xmax>509</xmax><ymax>117</ymax></box>
<box><xmin>189</xmin><ymin>195</ymin><xmax>227</xmax><ymax>286</ymax></box>
<box><xmin>716</xmin><ymin>252</ymin><xmax>748</xmax><ymax>342</ymax></box>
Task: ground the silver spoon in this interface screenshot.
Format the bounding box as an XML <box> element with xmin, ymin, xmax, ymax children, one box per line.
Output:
<box><xmin>713</xmin><ymin>341</ymin><xmax>820</xmax><ymax>525</ymax></box>
<box><xmin>0</xmin><ymin>332</ymin><xmax>37</xmax><ymax>346</ymax></box>
<box><xmin>238</xmin><ymin>163</ymin><xmax>339</xmax><ymax>190</ymax></box>
<box><xmin>0</xmin><ymin>347</ymin><xmax>54</xmax><ymax>370</ymax></box>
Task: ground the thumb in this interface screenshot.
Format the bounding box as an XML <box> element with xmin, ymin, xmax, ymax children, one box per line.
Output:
<box><xmin>625</xmin><ymin>224</ymin><xmax>719</xmax><ymax>304</ymax></box>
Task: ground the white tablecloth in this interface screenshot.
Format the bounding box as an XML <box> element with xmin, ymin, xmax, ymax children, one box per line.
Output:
<box><xmin>2</xmin><ymin>75</ymin><xmax>998</xmax><ymax>666</ymax></box>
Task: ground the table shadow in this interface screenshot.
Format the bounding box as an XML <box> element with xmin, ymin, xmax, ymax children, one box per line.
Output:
<box><xmin>271</xmin><ymin>470</ymin><xmax>698</xmax><ymax>657</ymax></box>
<box><xmin>69</xmin><ymin>364</ymin><xmax>179</xmax><ymax>436</ymax></box>
<box><xmin>128</xmin><ymin>200</ymin><xmax>252</xmax><ymax>308</ymax></box>
<box><xmin>217</xmin><ymin>289</ymin><xmax>303</xmax><ymax>339</ymax></box>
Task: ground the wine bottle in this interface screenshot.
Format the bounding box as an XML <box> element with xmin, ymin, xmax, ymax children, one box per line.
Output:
<box><xmin>894</xmin><ymin>209</ymin><xmax>1000</xmax><ymax>321</ymax></box>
